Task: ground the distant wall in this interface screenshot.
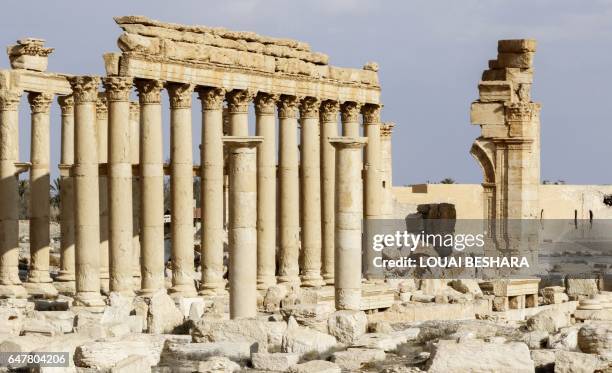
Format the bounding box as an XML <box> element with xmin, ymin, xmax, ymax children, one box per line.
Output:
<box><xmin>392</xmin><ymin>184</ymin><xmax>612</xmax><ymax>220</ymax></box>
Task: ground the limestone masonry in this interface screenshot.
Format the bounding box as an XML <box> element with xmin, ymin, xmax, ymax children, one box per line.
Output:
<box><xmin>0</xmin><ymin>16</ymin><xmax>611</xmax><ymax>373</ymax></box>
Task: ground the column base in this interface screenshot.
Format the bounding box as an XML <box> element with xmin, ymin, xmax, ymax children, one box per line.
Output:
<box><xmin>23</xmin><ymin>282</ymin><xmax>59</xmax><ymax>299</ymax></box>
<box><xmin>256</xmin><ymin>275</ymin><xmax>276</xmax><ymax>291</ymax></box>
<box><xmin>138</xmin><ymin>287</ymin><xmax>166</xmax><ymax>299</ymax></box>
<box><xmin>198</xmin><ymin>283</ymin><xmax>227</xmax><ymax>296</ymax></box>
<box><xmin>53</xmin><ymin>281</ymin><xmax>76</xmax><ymax>296</ymax></box>
<box><xmin>73</xmin><ymin>291</ymin><xmax>106</xmax><ymax>311</ymax></box>
<box><xmin>56</xmin><ymin>271</ymin><xmax>76</xmax><ymax>282</ymax></box>
<box><xmin>300</xmin><ymin>272</ymin><xmax>325</xmax><ymax>288</ymax></box>
<box><xmin>323</xmin><ymin>274</ymin><xmax>334</xmax><ymax>286</ymax></box>
<box><xmin>335</xmin><ymin>288</ymin><xmax>361</xmax><ymax>311</ymax></box>
<box><xmin>277</xmin><ymin>275</ymin><xmax>301</xmax><ymax>288</ymax></box>
<box><xmin>168</xmin><ymin>284</ymin><xmax>198</xmax><ymax>299</ymax></box>
<box><xmin>0</xmin><ymin>284</ymin><xmax>28</xmax><ymax>299</ymax></box>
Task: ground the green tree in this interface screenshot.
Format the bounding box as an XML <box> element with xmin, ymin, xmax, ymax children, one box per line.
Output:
<box><xmin>50</xmin><ymin>177</ymin><xmax>61</xmax><ymax>208</ymax></box>
<box><xmin>440</xmin><ymin>177</ymin><xmax>455</xmax><ymax>184</ymax></box>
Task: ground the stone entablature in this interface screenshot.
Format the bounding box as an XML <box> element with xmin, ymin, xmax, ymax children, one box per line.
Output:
<box><xmin>106</xmin><ymin>16</ymin><xmax>380</xmax><ymax>104</ymax></box>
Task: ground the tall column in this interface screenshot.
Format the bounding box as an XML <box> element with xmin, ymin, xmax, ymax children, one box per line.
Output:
<box><xmin>362</xmin><ymin>104</ymin><xmax>383</xmax><ymax>282</ymax></box>
<box><xmin>319</xmin><ymin>100</ymin><xmax>339</xmax><ymax>285</ymax></box>
<box><xmin>135</xmin><ymin>79</ymin><xmax>165</xmax><ymax>296</ymax></box>
<box><xmin>104</xmin><ymin>77</ymin><xmax>134</xmax><ymax>296</ymax></box>
<box><xmin>129</xmin><ymin>101</ymin><xmax>141</xmax><ymax>282</ymax></box>
<box><xmin>225</xmin><ymin>136</ymin><xmax>262</xmax><ymax>319</ymax></box>
<box><xmin>25</xmin><ymin>92</ymin><xmax>57</xmax><ymax>297</ymax></box>
<box><xmin>299</xmin><ymin>97</ymin><xmax>324</xmax><ymax>287</ymax></box>
<box><xmin>96</xmin><ymin>94</ymin><xmax>110</xmax><ymax>293</ymax></box>
<box><xmin>380</xmin><ymin>123</ymin><xmax>395</xmax><ymax>218</ymax></box>
<box><xmin>197</xmin><ymin>87</ymin><xmax>227</xmax><ymax>296</ymax></box>
<box><xmin>56</xmin><ymin>95</ymin><xmax>76</xmax><ymax>289</ymax></box>
<box><xmin>254</xmin><ymin>93</ymin><xmax>278</xmax><ymax>290</ymax></box>
<box><xmin>167</xmin><ymin>82</ymin><xmax>197</xmax><ymax>298</ymax></box>
<box><xmin>226</xmin><ymin>89</ymin><xmax>255</xmax><ymax>136</ymax></box>
<box><xmin>330</xmin><ymin>137</ymin><xmax>367</xmax><ymax>310</ymax></box>
<box><xmin>0</xmin><ymin>89</ymin><xmax>27</xmax><ymax>298</ymax></box>
<box><xmin>277</xmin><ymin>95</ymin><xmax>301</xmax><ymax>288</ymax></box>
<box><xmin>70</xmin><ymin>76</ymin><xmax>105</xmax><ymax>308</ymax></box>
<box><xmin>340</xmin><ymin>102</ymin><xmax>362</xmax><ymax>137</ymax></box>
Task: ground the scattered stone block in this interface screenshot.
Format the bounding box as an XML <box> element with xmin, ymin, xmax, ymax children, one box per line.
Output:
<box><xmin>541</xmin><ymin>286</ymin><xmax>568</xmax><ymax>305</ymax></box>
<box><xmin>195</xmin><ymin>356</ymin><xmax>240</xmax><ymax>373</ymax></box>
<box><xmin>449</xmin><ymin>279</ymin><xmax>483</xmax><ymax>296</ymax></box>
<box><xmin>332</xmin><ymin>348</ymin><xmax>385</xmax><ymax>370</ymax></box>
<box><xmin>147</xmin><ymin>291</ymin><xmax>184</xmax><ymax>334</ymax></box>
<box><xmin>161</xmin><ymin>341</ymin><xmax>254</xmax><ymax>365</ymax></box>
<box><xmin>191</xmin><ymin>318</ymin><xmax>282</xmax><ymax>351</ymax></box>
<box><xmin>288</xmin><ymin>360</ymin><xmax>341</xmax><ymax>373</ymax></box>
<box><xmin>352</xmin><ymin>332</ymin><xmax>407</xmax><ymax>352</ymax></box>
<box><xmin>526</xmin><ymin>309</ymin><xmax>570</xmax><ymax>334</ymax></box>
<box><xmin>21</xmin><ymin>317</ymin><xmax>62</xmax><ymax>336</ymax></box>
<box><xmin>566</xmin><ymin>278</ymin><xmax>598</xmax><ymax>298</ymax></box>
<box><xmin>251</xmin><ymin>352</ymin><xmax>299</xmax><ymax>371</ymax></box>
<box><xmin>282</xmin><ymin>303</ymin><xmax>334</xmax><ymax>332</ymax></box>
<box><xmin>110</xmin><ymin>355</ymin><xmax>151</xmax><ymax>373</ymax></box>
<box><xmin>327</xmin><ymin>310</ymin><xmax>367</xmax><ymax>344</ymax></box>
<box><xmin>554</xmin><ymin>350</ymin><xmax>609</xmax><ymax>373</ymax></box>
<box><xmin>577</xmin><ymin>321</ymin><xmax>612</xmax><ymax>359</ymax></box>
<box><xmin>530</xmin><ymin>349</ymin><xmax>555</xmax><ymax>372</ymax></box>
<box><xmin>547</xmin><ymin>326</ymin><xmax>579</xmax><ymax>351</ymax></box>
<box><xmin>281</xmin><ymin>317</ymin><xmax>338</xmax><ymax>359</ymax></box>
<box><xmin>74</xmin><ymin>333</ymin><xmax>167</xmax><ymax>369</ymax></box>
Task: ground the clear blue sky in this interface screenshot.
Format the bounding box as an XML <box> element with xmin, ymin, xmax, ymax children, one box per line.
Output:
<box><xmin>2</xmin><ymin>0</ymin><xmax>611</xmax><ymax>185</ymax></box>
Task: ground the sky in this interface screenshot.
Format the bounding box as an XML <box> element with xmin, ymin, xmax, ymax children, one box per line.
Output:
<box><xmin>1</xmin><ymin>0</ymin><xmax>612</xmax><ymax>185</ymax></box>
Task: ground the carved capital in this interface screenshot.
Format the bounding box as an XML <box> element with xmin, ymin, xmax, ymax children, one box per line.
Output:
<box><xmin>129</xmin><ymin>101</ymin><xmax>140</xmax><ymax>119</ymax></box>
<box><xmin>0</xmin><ymin>90</ymin><xmax>21</xmax><ymax>111</ymax></box>
<box><xmin>197</xmin><ymin>87</ymin><xmax>226</xmax><ymax>111</ymax></box>
<box><xmin>254</xmin><ymin>92</ymin><xmax>278</xmax><ymax>115</ymax></box>
<box><xmin>277</xmin><ymin>95</ymin><xmax>299</xmax><ymax>119</ymax></box>
<box><xmin>299</xmin><ymin>97</ymin><xmax>320</xmax><ymax>119</ymax></box>
<box><xmin>505</xmin><ymin>103</ymin><xmax>536</xmax><ymax>122</ymax></box>
<box><xmin>57</xmin><ymin>95</ymin><xmax>74</xmax><ymax>115</ymax></box>
<box><xmin>320</xmin><ymin>100</ymin><xmax>339</xmax><ymax>123</ymax></box>
<box><xmin>103</xmin><ymin>76</ymin><xmax>133</xmax><ymax>102</ymax></box>
<box><xmin>361</xmin><ymin>104</ymin><xmax>381</xmax><ymax>124</ymax></box>
<box><xmin>167</xmin><ymin>83</ymin><xmax>194</xmax><ymax>109</ymax></box>
<box><xmin>95</xmin><ymin>93</ymin><xmax>108</xmax><ymax>119</ymax></box>
<box><xmin>380</xmin><ymin>122</ymin><xmax>395</xmax><ymax>138</ymax></box>
<box><xmin>27</xmin><ymin>92</ymin><xmax>53</xmax><ymax>114</ymax></box>
<box><xmin>340</xmin><ymin>101</ymin><xmax>362</xmax><ymax>123</ymax></box>
<box><xmin>226</xmin><ymin>89</ymin><xmax>256</xmax><ymax>113</ymax></box>
<box><xmin>68</xmin><ymin>76</ymin><xmax>101</xmax><ymax>104</ymax></box>
<box><xmin>135</xmin><ymin>79</ymin><xmax>164</xmax><ymax>104</ymax></box>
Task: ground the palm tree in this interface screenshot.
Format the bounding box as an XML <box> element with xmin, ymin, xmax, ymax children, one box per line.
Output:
<box><xmin>440</xmin><ymin>177</ymin><xmax>456</xmax><ymax>184</ymax></box>
<box><xmin>50</xmin><ymin>177</ymin><xmax>61</xmax><ymax>208</ymax></box>
<box><xmin>18</xmin><ymin>179</ymin><xmax>29</xmax><ymax>219</ymax></box>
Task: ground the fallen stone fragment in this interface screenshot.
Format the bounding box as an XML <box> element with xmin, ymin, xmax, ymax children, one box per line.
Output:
<box><xmin>327</xmin><ymin>310</ymin><xmax>367</xmax><ymax>344</ymax></box>
<box><xmin>554</xmin><ymin>350</ymin><xmax>609</xmax><ymax>373</ymax></box>
<box><xmin>577</xmin><ymin>321</ymin><xmax>612</xmax><ymax>359</ymax></box>
<box><xmin>281</xmin><ymin>317</ymin><xmax>338</xmax><ymax>359</ymax></box>
<box><xmin>160</xmin><ymin>341</ymin><xmax>255</xmax><ymax>365</ymax></box>
<box><xmin>251</xmin><ymin>352</ymin><xmax>299</xmax><ymax>371</ymax></box>
<box><xmin>110</xmin><ymin>355</ymin><xmax>151</xmax><ymax>373</ymax></box>
<box><xmin>332</xmin><ymin>347</ymin><xmax>386</xmax><ymax>370</ymax></box>
<box><xmin>288</xmin><ymin>360</ymin><xmax>341</xmax><ymax>373</ymax></box>
<box><xmin>526</xmin><ymin>309</ymin><xmax>570</xmax><ymax>334</ymax></box>
<box><xmin>195</xmin><ymin>356</ymin><xmax>240</xmax><ymax>373</ymax></box>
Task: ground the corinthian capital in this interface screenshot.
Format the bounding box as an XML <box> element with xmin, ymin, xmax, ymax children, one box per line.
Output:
<box><xmin>361</xmin><ymin>104</ymin><xmax>381</xmax><ymax>124</ymax></box>
<box><xmin>299</xmin><ymin>97</ymin><xmax>320</xmax><ymax>119</ymax></box>
<box><xmin>95</xmin><ymin>93</ymin><xmax>108</xmax><ymax>119</ymax></box>
<box><xmin>28</xmin><ymin>92</ymin><xmax>53</xmax><ymax>114</ymax></box>
<box><xmin>0</xmin><ymin>89</ymin><xmax>22</xmax><ymax>111</ymax></box>
<box><xmin>254</xmin><ymin>92</ymin><xmax>278</xmax><ymax>115</ymax></box>
<box><xmin>135</xmin><ymin>79</ymin><xmax>164</xmax><ymax>105</ymax></box>
<box><xmin>57</xmin><ymin>95</ymin><xmax>74</xmax><ymax>115</ymax></box>
<box><xmin>103</xmin><ymin>76</ymin><xmax>133</xmax><ymax>102</ymax></box>
<box><xmin>226</xmin><ymin>89</ymin><xmax>256</xmax><ymax>113</ymax></box>
<box><xmin>197</xmin><ymin>87</ymin><xmax>226</xmax><ymax>111</ymax></box>
<box><xmin>340</xmin><ymin>101</ymin><xmax>362</xmax><ymax>123</ymax></box>
<box><xmin>68</xmin><ymin>76</ymin><xmax>101</xmax><ymax>104</ymax></box>
<box><xmin>277</xmin><ymin>95</ymin><xmax>299</xmax><ymax>119</ymax></box>
<box><xmin>167</xmin><ymin>82</ymin><xmax>194</xmax><ymax>109</ymax></box>
<box><xmin>505</xmin><ymin>102</ymin><xmax>538</xmax><ymax>122</ymax></box>
<box><xmin>319</xmin><ymin>100</ymin><xmax>339</xmax><ymax>123</ymax></box>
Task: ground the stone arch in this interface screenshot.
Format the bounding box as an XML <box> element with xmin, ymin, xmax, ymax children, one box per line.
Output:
<box><xmin>470</xmin><ymin>139</ymin><xmax>496</xmax><ymax>184</ymax></box>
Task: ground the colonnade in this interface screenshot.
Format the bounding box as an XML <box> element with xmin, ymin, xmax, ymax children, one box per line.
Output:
<box><xmin>0</xmin><ymin>75</ymin><xmax>386</xmax><ymax>316</ymax></box>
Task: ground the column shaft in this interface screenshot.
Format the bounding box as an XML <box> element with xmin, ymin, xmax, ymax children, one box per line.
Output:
<box><xmin>25</xmin><ymin>92</ymin><xmax>57</xmax><ymax>297</ymax></box>
<box><xmin>277</xmin><ymin>95</ymin><xmax>301</xmax><ymax>287</ymax></box>
<box><xmin>129</xmin><ymin>102</ymin><xmax>141</xmax><ymax>280</ymax></box>
<box><xmin>320</xmin><ymin>100</ymin><xmax>339</xmax><ymax>285</ymax></box>
<box><xmin>299</xmin><ymin>97</ymin><xmax>324</xmax><ymax>287</ymax></box>
<box><xmin>330</xmin><ymin>137</ymin><xmax>367</xmax><ymax>310</ymax></box>
<box><xmin>57</xmin><ymin>96</ymin><xmax>76</xmax><ymax>284</ymax></box>
<box><xmin>167</xmin><ymin>83</ymin><xmax>197</xmax><ymax>297</ymax></box>
<box><xmin>104</xmin><ymin>77</ymin><xmax>134</xmax><ymax>295</ymax></box>
<box><xmin>96</xmin><ymin>95</ymin><xmax>110</xmax><ymax>293</ymax></box>
<box><xmin>227</xmin><ymin>90</ymin><xmax>255</xmax><ymax>136</ymax></box>
<box><xmin>254</xmin><ymin>93</ymin><xmax>278</xmax><ymax>290</ymax></box>
<box><xmin>341</xmin><ymin>102</ymin><xmax>362</xmax><ymax>137</ymax></box>
<box><xmin>198</xmin><ymin>87</ymin><xmax>226</xmax><ymax>295</ymax></box>
<box><xmin>70</xmin><ymin>76</ymin><xmax>104</xmax><ymax>308</ymax></box>
<box><xmin>0</xmin><ymin>89</ymin><xmax>26</xmax><ymax>298</ymax></box>
<box><xmin>225</xmin><ymin>136</ymin><xmax>262</xmax><ymax>319</ymax></box>
<box><xmin>135</xmin><ymin>80</ymin><xmax>165</xmax><ymax>296</ymax></box>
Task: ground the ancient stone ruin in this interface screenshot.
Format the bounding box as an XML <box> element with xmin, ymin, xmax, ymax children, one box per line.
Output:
<box><xmin>0</xmin><ymin>16</ymin><xmax>611</xmax><ymax>373</ymax></box>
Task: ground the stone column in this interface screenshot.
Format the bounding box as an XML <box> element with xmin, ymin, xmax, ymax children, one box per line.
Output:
<box><xmin>330</xmin><ymin>137</ymin><xmax>367</xmax><ymax>311</ymax></box>
<box><xmin>197</xmin><ymin>87</ymin><xmax>227</xmax><ymax>295</ymax></box>
<box><xmin>96</xmin><ymin>94</ymin><xmax>110</xmax><ymax>293</ymax></box>
<box><xmin>0</xmin><ymin>89</ymin><xmax>27</xmax><ymax>298</ymax></box>
<box><xmin>277</xmin><ymin>95</ymin><xmax>301</xmax><ymax>288</ymax></box>
<box><xmin>25</xmin><ymin>91</ymin><xmax>57</xmax><ymax>297</ymax></box>
<box><xmin>299</xmin><ymin>97</ymin><xmax>324</xmax><ymax>287</ymax></box>
<box><xmin>254</xmin><ymin>93</ymin><xmax>278</xmax><ymax>290</ymax></box>
<box><xmin>129</xmin><ymin>101</ymin><xmax>141</xmax><ymax>281</ymax></box>
<box><xmin>135</xmin><ymin>79</ymin><xmax>165</xmax><ymax>296</ymax></box>
<box><xmin>70</xmin><ymin>76</ymin><xmax>105</xmax><ymax>308</ymax></box>
<box><xmin>362</xmin><ymin>104</ymin><xmax>384</xmax><ymax>282</ymax></box>
<box><xmin>167</xmin><ymin>82</ymin><xmax>197</xmax><ymax>297</ymax></box>
<box><xmin>56</xmin><ymin>95</ymin><xmax>76</xmax><ymax>288</ymax></box>
<box><xmin>380</xmin><ymin>123</ymin><xmax>395</xmax><ymax>218</ymax></box>
<box><xmin>226</xmin><ymin>89</ymin><xmax>256</xmax><ymax>136</ymax></box>
<box><xmin>224</xmin><ymin>136</ymin><xmax>262</xmax><ymax>319</ymax></box>
<box><xmin>319</xmin><ymin>100</ymin><xmax>339</xmax><ymax>285</ymax></box>
<box><xmin>104</xmin><ymin>77</ymin><xmax>134</xmax><ymax>296</ymax></box>
<box><xmin>341</xmin><ymin>102</ymin><xmax>362</xmax><ymax>137</ymax></box>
